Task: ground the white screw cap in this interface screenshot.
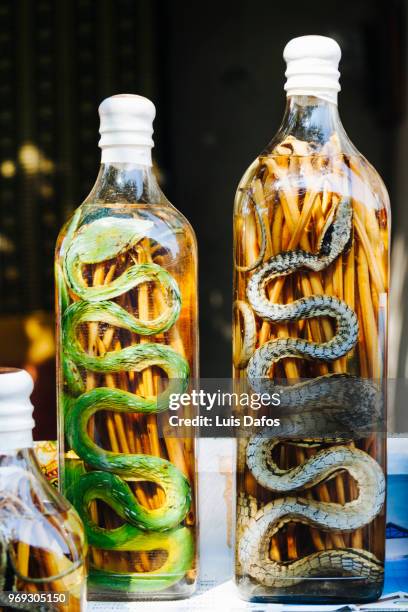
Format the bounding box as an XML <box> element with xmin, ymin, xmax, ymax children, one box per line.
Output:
<box><xmin>0</xmin><ymin>368</ymin><xmax>35</xmax><ymax>451</ymax></box>
<box><xmin>98</xmin><ymin>94</ymin><xmax>156</xmax><ymax>165</ymax></box>
<box><xmin>284</xmin><ymin>35</ymin><xmax>341</xmax><ymax>104</ymax></box>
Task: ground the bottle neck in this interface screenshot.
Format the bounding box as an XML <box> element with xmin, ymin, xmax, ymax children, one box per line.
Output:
<box><xmin>0</xmin><ymin>432</ymin><xmax>33</xmax><ymax>452</ymax></box>
<box><xmin>0</xmin><ymin>368</ymin><xmax>34</xmax><ymax>453</ymax></box>
<box><xmin>101</xmin><ymin>144</ymin><xmax>152</xmax><ymax>166</ymax></box>
<box><xmin>269</xmin><ymin>95</ymin><xmax>356</xmax><ymax>155</ymax></box>
<box><xmin>85</xmin><ymin>161</ymin><xmax>163</xmax><ymax>205</ymax></box>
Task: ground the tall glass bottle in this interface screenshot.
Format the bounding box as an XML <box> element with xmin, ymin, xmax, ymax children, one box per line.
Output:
<box><xmin>233</xmin><ymin>37</ymin><xmax>388</xmax><ymax>603</ymax></box>
<box><xmin>55</xmin><ymin>95</ymin><xmax>198</xmax><ymax>600</ymax></box>
<box><xmin>0</xmin><ymin>368</ymin><xmax>86</xmax><ymax>611</ymax></box>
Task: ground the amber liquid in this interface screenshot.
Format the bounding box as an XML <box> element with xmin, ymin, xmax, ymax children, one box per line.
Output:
<box><xmin>233</xmin><ymin>150</ymin><xmax>388</xmax><ymax>602</ymax></box>
<box><xmin>56</xmin><ymin>199</ymin><xmax>198</xmax><ymax>600</ymax></box>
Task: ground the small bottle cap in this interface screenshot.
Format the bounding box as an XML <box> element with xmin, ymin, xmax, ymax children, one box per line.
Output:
<box><xmin>98</xmin><ymin>94</ymin><xmax>156</xmax><ymax>165</ymax></box>
<box><xmin>284</xmin><ymin>35</ymin><xmax>341</xmax><ymax>104</ymax></box>
<box><xmin>0</xmin><ymin>368</ymin><xmax>35</xmax><ymax>451</ymax></box>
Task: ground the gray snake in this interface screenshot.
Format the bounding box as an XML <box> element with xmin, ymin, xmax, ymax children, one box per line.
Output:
<box><xmin>237</xmin><ymin>196</ymin><xmax>385</xmax><ymax>586</ymax></box>
<box><xmin>246</xmin><ymin>197</ymin><xmax>358</xmax><ymax>382</ymax></box>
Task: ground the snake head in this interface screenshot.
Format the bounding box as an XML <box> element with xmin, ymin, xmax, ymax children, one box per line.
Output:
<box><xmin>318</xmin><ymin>196</ymin><xmax>353</xmax><ymax>258</ymax></box>
<box><xmin>67</xmin><ymin>217</ymin><xmax>153</xmax><ymax>265</ymax></box>
<box><xmin>63</xmin><ymin>216</ymin><xmax>154</xmax><ymax>298</ymax></box>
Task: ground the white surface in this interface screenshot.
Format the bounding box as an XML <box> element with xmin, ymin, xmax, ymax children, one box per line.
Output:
<box><xmin>88</xmin><ymin>583</ymin><xmax>407</xmax><ymax>611</ymax></box>
<box><xmin>198</xmin><ymin>439</ymin><xmax>234</xmax><ymax>585</ymax></box>
<box><xmin>284</xmin><ymin>35</ymin><xmax>341</xmax><ymax>104</ymax></box>
<box><xmin>86</xmin><ymin>580</ymin><xmax>310</xmax><ymax>611</ymax></box>
<box><xmin>0</xmin><ymin>368</ymin><xmax>34</xmax><ymax>450</ymax></box>
<box><xmin>98</xmin><ymin>94</ymin><xmax>155</xmax><ymax>165</ymax></box>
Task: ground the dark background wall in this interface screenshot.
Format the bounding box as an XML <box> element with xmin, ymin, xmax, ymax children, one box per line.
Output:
<box><xmin>0</xmin><ymin>0</ymin><xmax>405</xmax><ymax>435</ymax></box>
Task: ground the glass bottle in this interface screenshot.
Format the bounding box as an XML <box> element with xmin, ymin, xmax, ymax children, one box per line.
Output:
<box><xmin>55</xmin><ymin>95</ymin><xmax>198</xmax><ymax>600</ymax></box>
<box><xmin>0</xmin><ymin>368</ymin><xmax>86</xmax><ymax>611</ymax></box>
<box><xmin>233</xmin><ymin>37</ymin><xmax>388</xmax><ymax>603</ymax></box>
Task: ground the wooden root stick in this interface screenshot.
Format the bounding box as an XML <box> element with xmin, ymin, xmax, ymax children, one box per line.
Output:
<box><xmin>347</xmin><ymin>154</ymin><xmax>386</xmax><ymax>549</ymax></box>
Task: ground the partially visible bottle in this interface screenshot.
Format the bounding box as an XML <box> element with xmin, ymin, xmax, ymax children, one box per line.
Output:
<box><xmin>55</xmin><ymin>95</ymin><xmax>198</xmax><ymax>600</ymax></box>
<box><xmin>233</xmin><ymin>36</ymin><xmax>388</xmax><ymax>603</ymax></box>
<box><xmin>0</xmin><ymin>368</ymin><xmax>86</xmax><ymax>611</ymax></box>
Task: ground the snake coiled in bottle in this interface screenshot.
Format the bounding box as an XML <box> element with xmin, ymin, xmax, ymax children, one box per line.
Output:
<box><xmin>61</xmin><ymin>215</ymin><xmax>193</xmax><ymax>592</ymax></box>
<box><xmin>237</xmin><ymin>196</ymin><xmax>385</xmax><ymax>586</ymax></box>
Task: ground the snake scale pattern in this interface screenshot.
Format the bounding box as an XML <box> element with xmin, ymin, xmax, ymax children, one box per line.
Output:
<box><xmin>60</xmin><ymin>214</ymin><xmax>193</xmax><ymax>592</ymax></box>
<box><xmin>236</xmin><ymin>195</ymin><xmax>385</xmax><ymax>587</ymax></box>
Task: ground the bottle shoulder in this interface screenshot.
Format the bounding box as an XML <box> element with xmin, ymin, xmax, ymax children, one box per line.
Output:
<box><xmin>234</xmin><ymin>98</ymin><xmax>390</xmax><ymax>218</ymax></box>
<box><xmin>234</xmin><ymin>148</ymin><xmax>390</xmax><ymax>220</ymax></box>
<box><xmin>55</xmin><ymin>199</ymin><xmax>197</xmax><ymax>264</ymax></box>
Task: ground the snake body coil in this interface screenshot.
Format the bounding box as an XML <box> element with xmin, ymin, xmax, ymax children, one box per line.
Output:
<box><xmin>239</xmin><ymin>441</ymin><xmax>385</xmax><ymax>587</ymax></box>
<box><xmin>237</xmin><ymin>196</ymin><xmax>385</xmax><ymax>587</ymax></box>
<box><xmin>246</xmin><ymin>198</ymin><xmax>358</xmax><ymax>382</ymax></box>
<box><xmin>61</xmin><ymin>216</ymin><xmax>193</xmax><ymax>592</ymax></box>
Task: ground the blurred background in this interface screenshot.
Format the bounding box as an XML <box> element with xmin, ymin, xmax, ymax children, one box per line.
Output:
<box><xmin>0</xmin><ymin>0</ymin><xmax>406</xmax><ymax>439</ymax></box>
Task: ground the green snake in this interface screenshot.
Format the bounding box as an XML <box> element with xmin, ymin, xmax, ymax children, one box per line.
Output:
<box><xmin>236</xmin><ymin>195</ymin><xmax>385</xmax><ymax>586</ymax></box>
<box><xmin>60</xmin><ymin>215</ymin><xmax>193</xmax><ymax>592</ymax></box>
